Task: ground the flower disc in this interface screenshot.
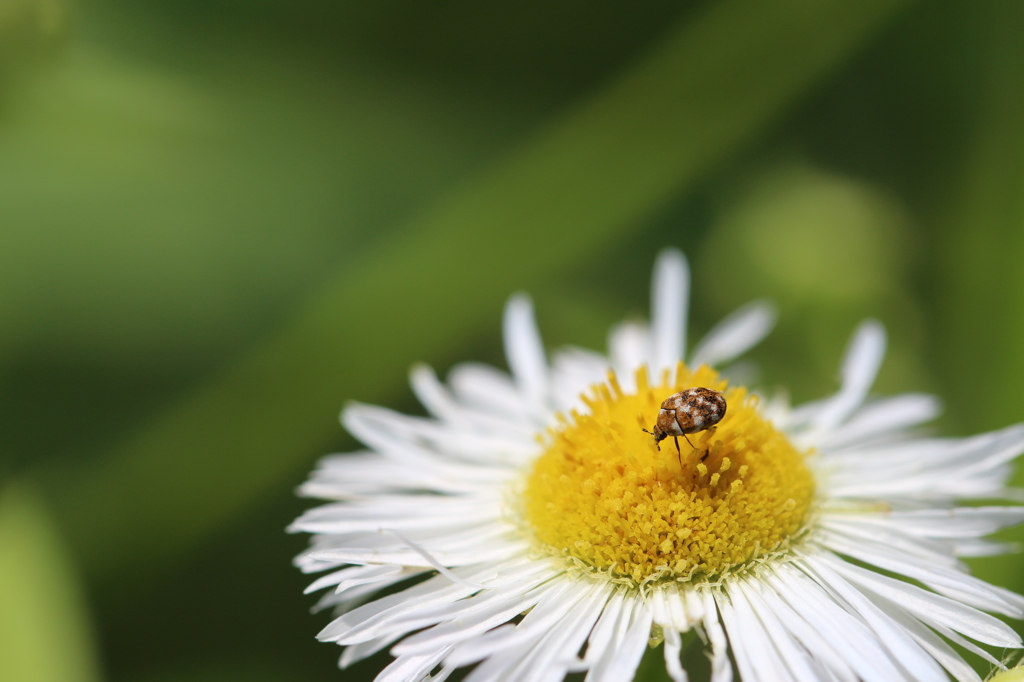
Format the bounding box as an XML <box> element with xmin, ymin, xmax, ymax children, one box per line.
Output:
<box><xmin>523</xmin><ymin>363</ymin><xmax>815</xmax><ymax>585</ymax></box>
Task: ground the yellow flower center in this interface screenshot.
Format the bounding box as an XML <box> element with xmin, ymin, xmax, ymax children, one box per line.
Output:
<box><xmin>522</xmin><ymin>363</ymin><xmax>815</xmax><ymax>586</ymax></box>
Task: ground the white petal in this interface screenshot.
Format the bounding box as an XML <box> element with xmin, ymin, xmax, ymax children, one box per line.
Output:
<box><xmin>764</xmin><ymin>564</ymin><xmax>912</xmax><ymax>682</ymax></box>
<box><xmin>506</xmin><ymin>583</ymin><xmax>611</xmax><ymax>682</ymax></box>
<box><xmin>340</xmin><ymin>632</ymin><xmax>404</xmax><ymax>669</ymax></box>
<box><xmin>701</xmin><ymin>592</ymin><xmax>732</xmax><ymax>682</ymax></box>
<box><xmin>798</xmin><ymin>554</ymin><xmax>952</xmax><ymax>681</ymax></box>
<box><xmin>292</xmin><ymin>496</ymin><xmax>503</xmax><ymax>534</ymax></box>
<box><xmin>818</xmin><ymin>529</ymin><xmax>1024</xmax><ymax>617</ymax></box>
<box><xmin>821</xmin><ymin>394</ymin><xmax>941</xmax><ymax>451</ymax></box>
<box><xmin>344</xmin><ymin>403</ymin><xmax>537</xmax><ymax>471</ymax></box>
<box><xmin>297</xmin><ymin>522</ymin><xmax>524</xmax><ymax>571</ymax></box>
<box><xmin>503</xmin><ymin>294</ymin><xmax>550</xmax><ymax>419</ymax></box>
<box><xmin>390</xmin><ymin>582</ymin><xmax>559</xmax><ymax>656</ymax></box>
<box><xmin>806</xmin><ymin>320</ymin><xmax>887</xmax><ymax>437</ymax></box>
<box><xmin>958</xmin><ymin>423</ymin><xmax>1024</xmax><ymax>476</ymax></box>
<box><xmin>736</xmin><ymin>580</ymin><xmax>829</xmax><ymax>681</ymax></box>
<box><xmin>649</xmin><ymin>588</ymin><xmax>670</xmax><ymax>630</ymax></box>
<box><xmin>448</xmin><ymin>581</ymin><xmax>607</xmax><ymax>671</ymax></box>
<box><xmin>586</xmin><ymin>596</ymin><xmax>651</xmax><ymax>682</ymax></box>
<box><xmin>578</xmin><ymin>588</ymin><xmax>627</xmax><ymax>669</ymax></box>
<box><xmin>919</xmin><ymin>616</ymin><xmax>1005</xmax><ymax>670</ymax></box>
<box><xmin>462</xmin><ymin>648</ymin><xmax>522</xmax><ymax>682</ymax></box>
<box><xmin>819</xmin><ymin>552</ymin><xmax>1022</xmax><ymax>648</ymax></box>
<box><xmin>549</xmin><ymin>347</ymin><xmax>611</xmax><ymax>412</ymax></box>
<box><xmin>410</xmin><ymin>364</ymin><xmax>460</xmax><ymax>422</ymax></box>
<box><xmin>662</xmin><ymin>627</ymin><xmax>689</xmax><ymax>682</ymax></box>
<box><xmin>827</xmin><ymin>506</ymin><xmax>1024</xmax><ymax>539</ymax></box>
<box><xmin>852</xmin><ymin>589</ymin><xmax>983</xmax><ymax>682</ymax></box>
<box><xmin>298</xmin><ymin>449</ymin><xmax>516</xmax><ymax>498</ymax></box>
<box><xmin>680</xmin><ymin>587</ymin><xmax>705</xmax><ymax>628</ymax></box>
<box><xmin>689</xmin><ymin>300</ymin><xmax>776</xmax><ymax>369</ymax></box>
<box><xmin>304</xmin><ymin>564</ymin><xmax>404</xmax><ymax>595</ymax></box>
<box><xmin>314</xmin><ymin>573</ymin><xmax>414</xmax><ymax>614</ymax></box>
<box><xmin>446</xmin><ymin>623</ymin><xmax>515</xmax><ymax>669</ymax></box>
<box><xmin>318</xmin><ymin>560</ymin><xmax>547</xmax><ymax>643</ymax></box>
<box><xmin>820</xmin><ymin>519</ymin><xmax>962</xmax><ymax>569</ymax></box>
<box><xmin>715</xmin><ymin>359</ymin><xmax>761</xmax><ymax>389</ymax></box>
<box><xmin>302</xmin><ymin>534</ymin><xmax>527</xmax><ymax>569</ymax></box>
<box><xmin>822</xmin><ymin>425</ymin><xmax>1024</xmax><ymax>502</ymax></box>
<box><xmin>874</xmin><ymin>604</ymin><xmax>981</xmax><ymax>682</ymax></box>
<box><xmin>374</xmin><ymin>645</ymin><xmax>453</xmax><ymax>682</ymax></box>
<box><xmin>650</xmin><ymin>248</ymin><xmax>689</xmax><ymax>376</ymax></box>
<box><xmin>319</xmin><ymin>580</ymin><xmax>474</xmax><ymax>644</ymax></box>
<box><xmin>410</xmin><ymin>364</ymin><xmax>536</xmax><ymax>439</ymax></box>
<box><xmin>741</xmin><ymin>575</ymin><xmax>859</xmax><ymax>682</ymax></box>
<box><xmin>448</xmin><ymin>362</ymin><xmax>530</xmax><ymax>417</ymax></box>
<box><xmin>718</xmin><ymin>587</ymin><xmax>795</xmax><ymax>682</ymax></box>
<box><xmin>456</xmin><ymin>581</ymin><xmax>599</xmax><ymax>682</ymax></box>
<box><xmin>609</xmin><ymin>321</ymin><xmax>649</xmax><ymax>392</ymax></box>
<box><xmin>952</xmin><ymin>538</ymin><xmax>1019</xmax><ymax>557</ymax></box>
<box><xmin>651</xmin><ymin>584</ymin><xmax>701</xmax><ymax>633</ymax></box>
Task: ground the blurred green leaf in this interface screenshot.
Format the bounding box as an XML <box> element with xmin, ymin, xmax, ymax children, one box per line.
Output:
<box><xmin>935</xmin><ymin>0</ymin><xmax>1024</xmax><ymax>434</ymax></box>
<box><xmin>635</xmin><ymin>645</ymin><xmax>674</xmax><ymax>682</ymax></box>
<box><xmin>708</xmin><ymin>163</ymin><xmax>909</xmax><ymax>304</ymax></box>
<box><xmin>0</xmin><ymin>482</ymin><xmax>101</xmax><ymax>682</ymax></box>
<box><xmin>937</xmin><ymin>3</ymin><xmax>1024</xmax><ymax>609</ymax></box>
<box><xmin>0</xmin><ymin>42</ymin><xmax>514</xmax><ymax>362</ymax></box>
<box><xmin>0</xmin><ymin>0</ymin><xmax>65</xmax><ymax>97</ymax></box>
<box><xmin>699</xmin><ymin>160</ymin><xmax>929</xmax><ymax>402</ymax></box>
<box><xmin>129</xmin><ymin>661</ymin><xmax>293</xmax><ymax>682</ymax></box>
<box><xmin>41</xmin><ymin>0</ymin><xmax>916</xmax><ymax>585</ymax></box>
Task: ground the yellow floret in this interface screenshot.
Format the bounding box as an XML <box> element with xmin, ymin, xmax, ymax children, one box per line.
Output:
<box><xmin>522</xmin><ymin>363</ymin><xmax>815</xmax><ymax>586</ymax></box>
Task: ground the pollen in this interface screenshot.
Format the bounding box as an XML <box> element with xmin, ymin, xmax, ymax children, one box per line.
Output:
<box><xmin>522</xmin><ymin>363</ymin><xmax>815</xmax><ymax>586</ymax></box>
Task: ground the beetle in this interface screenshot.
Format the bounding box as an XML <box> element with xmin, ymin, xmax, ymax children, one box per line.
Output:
<box><xmin>642</xmin><ymin>387</ymin><xmax>726</xmax><ymax>464</ymax></box>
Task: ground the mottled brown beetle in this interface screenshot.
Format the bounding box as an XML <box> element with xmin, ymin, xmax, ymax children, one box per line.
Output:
<box><xmin>643</xmin><ymin>387</ymin><xmax>727</xmax><ymax>464</ymax></box>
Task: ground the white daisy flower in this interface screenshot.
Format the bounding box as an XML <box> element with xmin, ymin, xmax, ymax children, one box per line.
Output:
<box><xmin>291</xmin><ymin>248</ymin><xmax>1024</xmax><ymax>682</ymax></box>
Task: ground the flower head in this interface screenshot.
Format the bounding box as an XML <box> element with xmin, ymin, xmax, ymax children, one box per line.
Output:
<box><xmin>291</xmin><ymin>249</ymin><xmax>1024</xmax><ymax>681</ymax></box>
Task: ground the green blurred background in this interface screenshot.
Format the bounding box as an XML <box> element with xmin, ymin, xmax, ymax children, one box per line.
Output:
<box><xmin>2</xmin><ymin>0</ymin><xmax>1023</xmax><ymax>680</ymax></box>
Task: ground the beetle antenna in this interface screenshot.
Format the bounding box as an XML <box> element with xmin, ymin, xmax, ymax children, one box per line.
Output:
<box><xmin>641</xmin><ymin>428</ymin><xmax>661</xmax><ymax>451</ymax></box>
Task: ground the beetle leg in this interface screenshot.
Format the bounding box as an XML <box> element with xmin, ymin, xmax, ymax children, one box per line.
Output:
<box><xmin>698</xmin><ymin>428</ymin><xmax>715</xmax><ymax>461</ymax></box>
<box><xmin>682</xmin><ymin>433</ymin><xmax>707</xmax><ymax>464</ymax></box>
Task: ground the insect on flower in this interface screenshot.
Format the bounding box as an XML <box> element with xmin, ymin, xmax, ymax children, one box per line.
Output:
<box><xmin>643</xmin><ymin>387</ymin><xmax>727</xmax><ymax>463</ymax></box>
<box><xmin>294</xmin><ymin>249</ymin><xmax>1024</xmax><ymax>682</ymax></box>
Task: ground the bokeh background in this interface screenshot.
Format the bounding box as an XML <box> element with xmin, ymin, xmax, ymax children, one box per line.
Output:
<box><xmin>2</xmin><ymin>0</ymin><xmax>1024</xmax><ymax>680</ymax></box>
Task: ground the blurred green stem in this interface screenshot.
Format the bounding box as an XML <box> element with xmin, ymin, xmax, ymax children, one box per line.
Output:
<box><xmin>39</xmin><ymin>0</ymin><xmax>914</xmax><ymax>584</ymax></box>
<box><xmin>0</xmin><ymin>483</ymin><xmax>101</xmax><ymax>682</ymax></box>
